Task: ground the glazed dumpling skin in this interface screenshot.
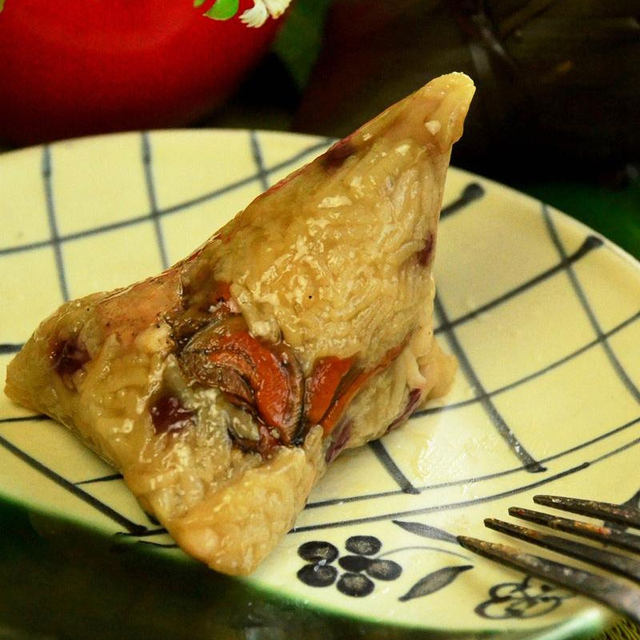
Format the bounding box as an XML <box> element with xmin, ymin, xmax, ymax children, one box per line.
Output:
<box><xmin>5</xmin><ymin>73</ymin><xmax>474</xmax><ymax>575</ymax></box>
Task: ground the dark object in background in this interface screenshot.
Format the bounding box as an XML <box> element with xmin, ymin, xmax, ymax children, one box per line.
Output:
<box><xmin>295</xmin><ymin>0</ymin><xmax>640</xmax><ymax>181</ymax></box>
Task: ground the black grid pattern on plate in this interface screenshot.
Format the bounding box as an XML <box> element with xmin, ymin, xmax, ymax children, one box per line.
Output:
<box><xmin>433</xmin><ymin>293</ymin><xmax>544</xmax><ymax>472</ymax></box>
<box><xmin>305</xmin><ymin>415</ymin><xmax>640</xmax><ymax>510</ymax></box>
<box><xmin>42</xmin><ymin>145</ymin><xmax>70</xmax><ymax>302</ymax></box>
<box><xmin>542</xmin><ymin>204</ymin><xmax>640</xmax><ymax>402</ymax></box>
<box><xmin>0</xmin><ymin>131</ymin><xmax>638</xmax><ymax>541</ymax></box>
<box><xmin>0</xmin><ymin>135</ymin><xmax>333</xmax><ymax>259</ymax></box>
<box><xmin>294</xmin><ymin>432</ymin><xmax>640</xmax><ymax>533</ymax></box>
<box><xmin>142</xmin><ymin>131</ymin><xmax>170</xmax><ymax>270</ymax></box>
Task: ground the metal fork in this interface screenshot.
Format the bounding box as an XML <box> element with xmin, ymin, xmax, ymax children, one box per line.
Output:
<box><xmin>458</xmin><ymin>495</ymin><xmax>640</xmax><ymax>623</ymax></box>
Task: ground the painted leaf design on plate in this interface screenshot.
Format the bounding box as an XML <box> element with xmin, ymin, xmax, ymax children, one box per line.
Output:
<box><xmin>399</xmin><ymin>565</ymin><xmax>473</xmax><ymax>602</ymax></box>
<box><xmin>393</xmin><ymin>520</ymin><xmax>458</xmax><ymax>544</ymax></box>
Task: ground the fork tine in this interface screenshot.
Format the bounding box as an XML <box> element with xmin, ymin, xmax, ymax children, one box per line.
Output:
<box><xmin>458</xmin><ymin>535</ymin><xmax>640</xmax><ymax>624</ymax></box>
<box><xmin>485</xmin><ymin>518</ymin><xmax>640</xmax><ymax>583</ymax></box>
<box><xmin>509</xmin><ymin>507</ymin><xmax>640</xmax><ymax>555</ymax></box>
<box><xmin>534</xmin><ymin>495</ymin><xmax>640</xmax><ymax>529</ymax></box>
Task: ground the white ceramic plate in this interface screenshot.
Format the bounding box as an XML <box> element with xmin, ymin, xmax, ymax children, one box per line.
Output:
<box><xmin>1</xmin><ymin>130</ymin><xmax>639</xmax><ymax>640</ymax></box>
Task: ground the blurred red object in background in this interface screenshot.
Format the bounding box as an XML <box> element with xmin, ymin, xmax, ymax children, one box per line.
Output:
<box><xmin>0</xmin><ymin>0</ymin><xmax>285</xmax><ymax>146</ymax></box>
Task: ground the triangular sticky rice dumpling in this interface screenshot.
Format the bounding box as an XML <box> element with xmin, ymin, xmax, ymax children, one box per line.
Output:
<box><xmin>5</xmin><ymin>73</ymin><xmax>475</xmax><ymax>575</ymax></box>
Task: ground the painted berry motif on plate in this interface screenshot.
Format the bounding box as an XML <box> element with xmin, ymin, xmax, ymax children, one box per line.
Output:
<box><xmin>297</xmin><ymin>536</ymin><xmax>402</xmax><ymax>597</ymax></box>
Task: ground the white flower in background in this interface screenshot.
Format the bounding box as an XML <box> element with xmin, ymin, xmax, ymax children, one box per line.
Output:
<box><xmin>240</xmin><ymin>0</ymin><xmax>291</xmax><ymax>28</ymax></box>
